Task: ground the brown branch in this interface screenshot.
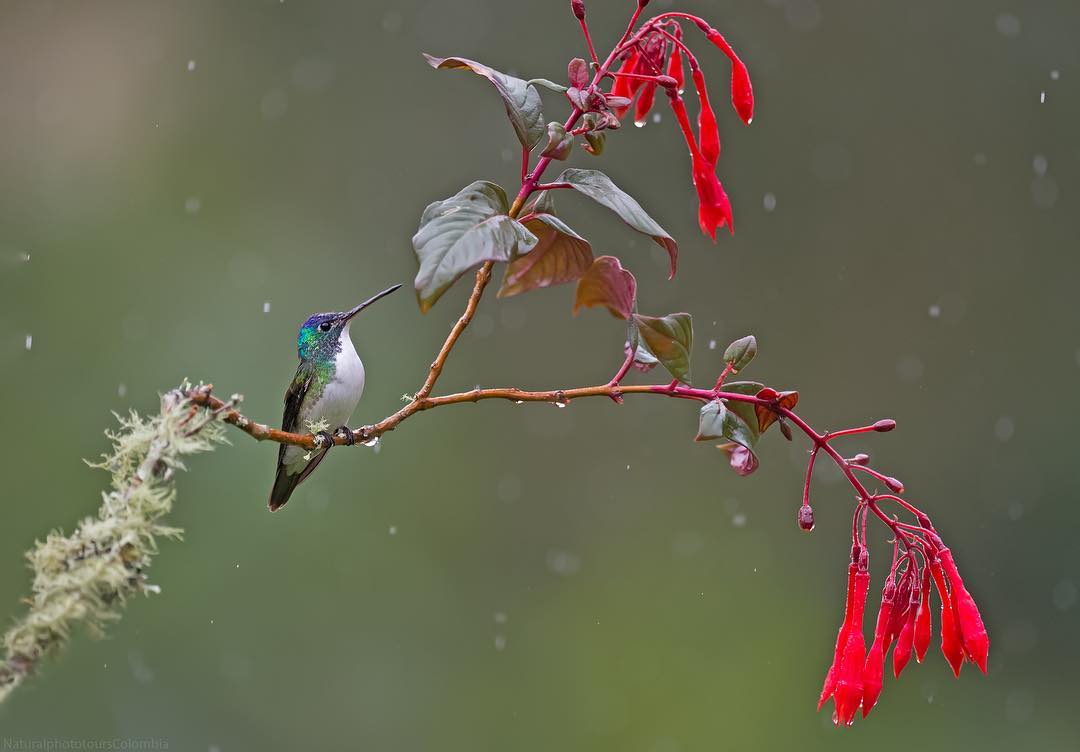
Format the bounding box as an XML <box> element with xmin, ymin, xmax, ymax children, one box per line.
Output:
<box><xmin>182</xmin><ymin>381</ymin><xmax>686</xmax><ymax>451</ymax></box>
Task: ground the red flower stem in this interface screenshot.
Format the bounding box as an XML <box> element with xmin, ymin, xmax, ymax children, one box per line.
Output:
<box><xmin>826</xmin><ymin>424</ymin><xmax>881</xmax><ymax>441</ymax></box>
<box><xmin>850</xmin><ymin>464</ymin><xmax>894</xmax><ymax>485</ymax></box>
<box><xmin>713</xmin><ymin>363</ymin><xmax>735</xmax><ymax>390</ymax></box>
<box><xmin>534</xmin><ymin>182</ymin><xmax>574</xmax><ymax>191</ymax></box>
<box><xmin>610</xmin><ymin>71</ymin><xmax>676</xmax><ymax>83</ymax></box>
<box><xmin>520</xmin><ymin>145</ymin><xmax>530</xmax><ymax>183</ymax></box>
<box><xmin>651</xmin><ymin>11</ymin><xmax>711</xmax><ymax>33</ymax></box>
<box><xmin>803</xmin><ymin>446</ymin><xmax>819</xmax><ymax>507</ymax></box>
<box><xmin>577</xmin><ymin>17</ymin><xmax>600</xmax><ymax>66</ymax></box>
<box><xmin>609</xmin><ymin>349</ymin><xmax>636</xmax><ymax>387</ymax></box>
<box><xmin>651</xmin><ymin>27</ymin><xmax>701</xmax><ymax>71</ymax></box>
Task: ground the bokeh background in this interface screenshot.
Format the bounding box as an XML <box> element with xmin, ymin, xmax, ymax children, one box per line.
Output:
<box><xmin>1</xmin><ymin>1</ymin><xmax>1078</xmax><ymax>749</ymax></box>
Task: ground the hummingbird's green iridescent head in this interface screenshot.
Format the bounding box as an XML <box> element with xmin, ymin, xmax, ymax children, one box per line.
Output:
<box><xmin>296</xmin><ymin>284</ymin><xmax>402</xmax><ymax>361</ymax></box>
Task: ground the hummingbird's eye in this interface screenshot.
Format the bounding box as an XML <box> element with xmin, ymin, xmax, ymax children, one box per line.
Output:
<box><xmin>318</xmin><ymin>322</ymin><xmax>332</xmax><ymax>332</ymax></box>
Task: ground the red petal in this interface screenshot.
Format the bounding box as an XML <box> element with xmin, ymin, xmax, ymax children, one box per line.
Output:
<box><xmin>691</xmin><ymin>68</ymin><xmax>721</xmax><ymax>166</ymax></box>
<box><xmin>931</xmin><ymin>561</ymin><xmax>965</xmax><ymax>678</ymax></box>
<box><xmin>892</xmin><ymin>603</ymin><xmax>916</xmax><ymax>678</ymax></box>
<box><xmin>939</xmin><ymin>550</ymin><xmax>990</xmax><ymax>673</ymax></box>
<box><xmin>705</xmin><ymin>29</ymin><xmax>755</xmax><ymax>125</ymax></box>
<box><xmin>634</xmin><ymin>82</ymin><xmax>658</xmax><ymax>126</ymax></box>
<box><xmin>666</xmin><ymin>42</ymin><xmax>685</xmax><ymax>94</ymax></box>
<box><xmin>914</xmin><ymin>568</ymin><xmax>932</xmax><ymax>662</ymax></box>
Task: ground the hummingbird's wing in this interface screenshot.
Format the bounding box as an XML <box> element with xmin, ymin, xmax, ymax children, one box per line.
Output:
<box><xmin>268</xmin><ymin>361</ymin><xmax>321</xmax><ymax>511</ymax></box>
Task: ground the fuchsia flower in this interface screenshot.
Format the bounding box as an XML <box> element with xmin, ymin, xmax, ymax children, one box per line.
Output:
<box><xmin>666</xmin><ymin>89</ymin><xmax>733</xmax><ymax>239</ymax></box>
<box><xmin>703</xmin><ymin>27</ymin><xmax>754</xmax><ymax>125</ymax></box>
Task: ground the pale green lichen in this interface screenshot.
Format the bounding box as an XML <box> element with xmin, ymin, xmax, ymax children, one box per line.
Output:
<box><xmin>0</xmin><ymin>383</ymin><xmax>229</xmax><ymax>705</ymax></box>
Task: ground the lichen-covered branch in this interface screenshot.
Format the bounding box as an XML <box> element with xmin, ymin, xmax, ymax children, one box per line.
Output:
<box><xmin>0</xmin><ymin>386</ymin><xmax>229</xmax><ymax>705</ymax></box>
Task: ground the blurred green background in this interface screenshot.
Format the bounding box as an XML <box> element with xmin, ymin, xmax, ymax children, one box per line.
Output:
<box><xmin>1</xmin><ymin>0</ymin><xmax>1077</xmax><ymax>749</ymax></box>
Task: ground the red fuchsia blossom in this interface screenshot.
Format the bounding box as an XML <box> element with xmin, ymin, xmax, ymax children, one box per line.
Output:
<box><xmin>690</xmin><ymin>67</ymin><xmax>720</xmax><ymax>166</ymax></box>
<box><xmin>634</xmin><ymin>81</ymin><xmax>658</xmax><ymax>126</ymax></box>
<box><xmin>930</xmin><ymin>559</ymin><xmax>966</xmax><ymax>678</ymax></box>
<box><xmin>820</xmin><ymin>548</ymin><xmax>870</xmax><ymax>726</ymax></box>
<box><xmin>937</xmin><ymin>548</ymin><xmax>990</xmax><ymax>673</ymax></box>
<box><xmin>892</xmin><ymin>585</ymin><xmax>918</xmax><ymax>678</ymax></box>
<box><xmin>666</xmin><ymin>39</ymin><xmax>685</xmax><ymax>94</ymax></box>
<box><xmin>819</xmin><ymin>557</ymin><xmax>859</xmax><ymax>712</ymax></box>
<box><xmin>703</xmin><ymin>27</ymin><xmax>754</xmax><ymax>125</ymax></box>
<box><xmin>913</xmin><ymin>567</ymin><xmax>932</xmax><ymax>662</ymax></box>
<box><xmin>609</xmin><ymin>50</ymin><xmax>643</xmax><ymax>118</ymax></box>
<box><xmin>860</xmin><ymin>579</ymin><xmax>893</xmax><ymax>718</ymax></box>
<box><xmin>666</xmin><ymin>89</ymin><xmax>733</xmax><ymax>239</ymax></box>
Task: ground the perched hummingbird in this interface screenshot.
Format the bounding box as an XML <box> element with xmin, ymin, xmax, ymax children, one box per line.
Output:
<box><xmin>269</xmin><ymin>283</ymin><xmax>402</xmax><ymax>511</ymax></box>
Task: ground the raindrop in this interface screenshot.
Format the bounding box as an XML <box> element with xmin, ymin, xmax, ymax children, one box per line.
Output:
<box><xmin>652</xmin><ymin>112</ymin><xmax>662</xmax><ymax>124</ymax></box>
<box><xmin>763</xmin><ymin>192</ymin><xmax>777</xmax><ymax>211</ymax></box>
<box><xmin>995</xmin><ymin>13</ymin><xmax>1021</xmax><ymax>37</ymax></box>
<box><xmin>514</xmin><ymin>400</ymin><xmax>524</xmax><ymax>404</ymax></box>
<box><xmin>187</xmin><ymin>59</ymin><xmax>197</xmax><ymax>72</ymax></box>
<box><xmin>24</xmin><ymin>334</ymin><xmax>32</xmax><ymax>351</ymax></box>
<box><xmin>634</xmin><ymin>120</ymin><xmax>646</xmax><ymax>128</ymax></box>
<box><xmin>928</xmin><ymin>304</ymin><xmax>941</xmax><ymax>318</ymax></box>
<box><xmin>554</xmin><ymin>400</ymin><xmax>567</xmax><ymax>408</ymax></box>
<box><xmin>546</xmin><ymin>549</ymin><xmax>581</xmax><ymax>576</ymax></box>
<box><xmin>494</xmin><ymin>635</ymin><xmax>507</xmax><ymax>651</ymax></box>
<box><xmin>184</xmin><ymin>197</ymin><xmax>201</xmax><ymax>214</ymax></box>
<box><xmin>494</xmin><ymin>611</ymin><xmax>507</xmax><ymax>624</ymax></box>
<box><xmin>388</xmin><ymin>525</ymin><xmax>397</xmax><ymax>536</ymax></box>
<box><xmin>1050</xmin><ymin>69</ymin><xmax>1060</xmax><ymax>80</ymax></box>
<box><xmin>22</xmin><ymin>252</ymin><xmax>30</xmax><ymax>262</ymax></box>
<box><xmin>732</xmin><ymin>513</ymin><xmax>747</xmax><ymax>528</ymax></box>
<box><xmin>708</xmin><ymin>339</ymin><xmax>717</xmax><ymax>350</ymax></box>
<box><xmin>117</xmin><ymin>383</ymin><xmax>127</xmax><ymax>398</ymax></box>
<box><xmin>994</xmin><ymin>416</ymin><xmax>1015</xmax><ymax>442</ymax></box>
<box><xmin>362</xmin><ymin>436</ymin><xmax>379</xmax><ymax>448</ymax></box>
<box><xmin>263</xmin><ymin>301</ymin><xmax>271</xmax><ymax>313</ymax></box>
<box><xmin>1032</xmin><ymin>154</ymin><xmax>1048</xmax><ymax>176</ymax></box>
<box><xmin>1039</xmin><ymin>91</ymin><xmax>1046</xmax><ymax>104</ymax></box>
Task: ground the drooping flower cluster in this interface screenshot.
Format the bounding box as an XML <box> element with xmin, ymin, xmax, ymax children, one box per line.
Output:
<box><xmin>817</xmin><ymin>499</ymin><xmax>990</xmax><ymax>726</ymax></box>
<box><xmin>606</xmin><ymin>16</ymin><xmax>753</xmax><ymax>240</ymax></box>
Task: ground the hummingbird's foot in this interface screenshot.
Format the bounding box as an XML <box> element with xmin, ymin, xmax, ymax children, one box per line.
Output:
<box><xmin>314</xmin><ymin>430</ymin><xmax>336</xmax><ymax>450</ymax></box>
<box><xmin>334</xmin><ymin>425</ymin><xmax>356</xmax><ymax>446</ymax></box>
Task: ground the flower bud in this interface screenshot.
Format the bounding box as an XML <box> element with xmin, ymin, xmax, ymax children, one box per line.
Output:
<box><xmin>850</xmin><ymin>453</ymin><xmax>870</xmax><ymax>465</ymax></box>
<box><xmin>571</xmin><ymin>0</ymin><xmax>586</xmax><ymax>20</ymax></box>
<box><xmin>884</xmin><ymin>476</ymin><xmax>905</xmax><ymax>494</ymax></box>
<box><xmin>798</xmin><ymin>504</ymin><xmax>815</xmax><ymax>532</ymax></box>
<box><xmin>873</xmin><ymin>419</ymin><xmax>897</xmax><ymax>432</ymax></box>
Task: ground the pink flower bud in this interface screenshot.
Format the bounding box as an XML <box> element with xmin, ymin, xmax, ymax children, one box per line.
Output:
<box><xmin>850</xmin><ymin>453</ymin><xmax>871</xmax><ymax>465</ymax></box>
<box><xmin>571</xmin><ymin>0</ymin><xmax>586</xmax><ymax>21</ymax></box>
<box><xmin>884</xmin><ymin>476</ymin><xmax>905</xmax><ymax>494</ymax></box>
<box><xmin>873</xmin><ymin>419</ymin><xmax>897</xmax><ymax>432</ymax></box>
<box><xmin>798</xmin><ymin>504</ymin><xmax>815</xmax><ymax>532</ymax></box>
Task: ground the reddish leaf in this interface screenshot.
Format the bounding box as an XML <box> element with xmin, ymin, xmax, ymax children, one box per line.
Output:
<box><xmin>567</xmin><ymin>57</ymin><xmax>590</xmax><ymax>89</ymax></box>
<box><xmin>574</xmin><ymin>256</ymin><xmax>636</xmax><ymax>320</ymax></box>
<box><xmin>755</xmin><ymin>389</ymin><xmax>799</xmax><ymax>433</ymax></box>
<box><xmin>498</xmin><ymin>214</ymin><xmax>593</xmax><ymax>298</ymax></box>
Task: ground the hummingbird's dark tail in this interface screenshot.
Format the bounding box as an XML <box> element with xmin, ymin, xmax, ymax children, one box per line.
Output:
<box><xmin>268</xmin><ymin>449</ymin><xmax>328</xmax><ymax>511</ymax></box>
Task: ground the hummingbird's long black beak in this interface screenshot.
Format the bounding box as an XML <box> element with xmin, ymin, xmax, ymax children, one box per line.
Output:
<box><xmin>342</xmin><ymin>283</ymin><xmax>403</xmax><ymax>321</ymax></box>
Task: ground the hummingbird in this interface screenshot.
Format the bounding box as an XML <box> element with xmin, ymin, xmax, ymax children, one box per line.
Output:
<box><xmin>269</xmin><ymin>283</ymin><xmax>402</xmax><ymax>511</ymax></box>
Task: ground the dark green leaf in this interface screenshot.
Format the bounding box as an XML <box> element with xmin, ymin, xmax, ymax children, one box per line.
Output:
<box><xmin>498</xmin><ymin>214</ymin><xmax>593</xmax><ymax>298</ymax></box>
<box><xmin>423</xmin><ymin>54</ymin><xmax>545</xmax><ymax>149</ymax></box>
<box><xmin>555</xmin><ymin>169</ymin><xmax>678</xmax><ymax>277</ymax></box>
<box><xmin>412</xmin><ymin>181</ymin><xmax>537</xmax><ymax>312</ymax></box>
<box><xmin>723</xmin><ymin>335</ymin><xmax>757</xmax><ymax>372</ymax></box>
<box><xmin>632</xmin><ymin>312</ymin><xmax>693</xmax><ymax>383</ymax></box>
<box><xmin>574</xmin><ymin>256</ymin><xmax>637</xmax><ymax>319</ymax></box>
<box><xmin>541</xmin><ymin>122</ymin><xmax>574</xmax><ymax>160</ymax></box>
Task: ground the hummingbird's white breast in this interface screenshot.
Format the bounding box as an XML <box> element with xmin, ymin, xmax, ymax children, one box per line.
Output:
<box><xmin>283</xmin><ymin>323</ymin><xmax>365</xmax><ymax>473</ymax></box>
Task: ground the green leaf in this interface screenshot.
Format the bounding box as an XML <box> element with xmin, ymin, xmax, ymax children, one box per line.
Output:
<box><xmin>574</xmin><ymin>256</ymin><xmax>636</xmax><ymax>319</ymax></box>
<box><xmin>541</xmin><ymin>122</ymin><xmax>574</xmax><ymax>161</ymax></box>
<box><xmin>424</xmin><ymin>54</ymin><xmax>545</xmax><ymax>149</ymax></box>
<box><xmin>498</xmin><ymin>213</ymin><xmax>593</xmax><ymax>298</ymax></box>
<box><xmin>695</xmin><ymin>399</ymin><xmax>758</xmax><ymax>452</ymax></box>
<box><xmin>632</xmin><ymin>312</ymin><xmax>693</xmax><ymax>383</ymax></box>
<box><xmin>716</xmin><ymin>381</ymin><xmax>763</xmax><ymax>445</ymax></box>
<box><xmin>412</xmin><ymin>181</ymin><xmax>538</xmax><ymax>312</ymax></box>
<box><xmin>528</xmin><ymin>78</ymin><xmax>568</xmax><ymax>93</ymax></box>
<box><xmin>723</xmin><ymin>335</ymin><xmax>757</xmax><ymax>372</ymax></box>
<box><xmin>555</xmin><ymin>168</ymin><xmax>678</xmax><ymax>277</ymax></box>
